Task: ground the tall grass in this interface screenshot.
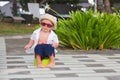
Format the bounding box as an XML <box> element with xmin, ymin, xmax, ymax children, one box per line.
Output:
<box><xmin>56</xmin><ymin>10</ymin><xmax>120</xmax><ymax>50</ymax></box>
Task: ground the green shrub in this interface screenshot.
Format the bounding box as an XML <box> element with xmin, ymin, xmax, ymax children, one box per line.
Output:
<box><xmin>56</xmin><ymin>10</ymin><xmax>120</xmax><ymax>50</ymax></box>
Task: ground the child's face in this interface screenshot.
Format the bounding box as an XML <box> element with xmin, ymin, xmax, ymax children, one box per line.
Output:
<box><xmin>40</xmin><ymin>19</ymin><xmax>54</xmax><ymax>32</ymax></box>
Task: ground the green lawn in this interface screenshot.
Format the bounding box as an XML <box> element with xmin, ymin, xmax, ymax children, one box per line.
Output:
<box><xmin>0</xmin><ymin>20</ymin><xmax>37</xmax><ymax>36</ymax></box>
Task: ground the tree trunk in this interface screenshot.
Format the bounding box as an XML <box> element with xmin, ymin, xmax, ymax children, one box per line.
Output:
<box><xmin>103</xmin><ymin>0</ymin><xmax>112</xmax><ymax>13</ymax></box>
<box><xmin>97</xmin><ymin>0</ymin><xmax>105</xmax><ymax>13</ymax></box>
<box><xmin>39</xmin><ymin>0</ymin><xmax>47</xmax><ymax>7</ymax></box>
<box><xmin>12</xmin><ymin>0</ymin><xmax>17</xmax><ymax>16</ymax></box>
<box><xmin>29</xmin><ymin>0</ymin><xmax>37</xmax><ymax>3</ymax></box>
<box><xmin>97</xmin><ymin>0</ymin><xmax>112</xmax><ymax>13</ymax></box>
<box><xmin>33</xmin><ymin>0</ymin><xmax>37</xmax><ymax>3</ymax></box>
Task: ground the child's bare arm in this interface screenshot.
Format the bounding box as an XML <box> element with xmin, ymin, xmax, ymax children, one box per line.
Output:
<box><xmin>24</xmin><ymin>39</ymin><xmax>34</xmax><ymax>49</ymax></box>
<box><xmin>51</xmin><ymin>42</ymin><xmax>59</xmax><ymax>48</ymax></box>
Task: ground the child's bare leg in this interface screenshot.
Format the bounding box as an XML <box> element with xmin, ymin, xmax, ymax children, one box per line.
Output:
<box><xmin>46</xmin><ymin>54</ymin><xmax>55</xmax><ymax>68</ymax></box>
<box><xmin>35</xmin><ymin>54</ymin><xmax>44</xmax><ymax>68</ymax></box>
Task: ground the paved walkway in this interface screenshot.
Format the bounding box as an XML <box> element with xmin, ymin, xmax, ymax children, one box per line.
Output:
<box><xmin>0</xmin><ymin>35</ymin><xmax>120</xmax><ymax>80</ymax></box>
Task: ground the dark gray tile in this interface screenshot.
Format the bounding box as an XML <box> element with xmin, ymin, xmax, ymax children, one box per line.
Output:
<box><xmin>8</xmin><ymin>71</ymin><xmax>30</xmax><ymax>75</ymax></box>
<box><xmin>55</xmin><ymin>73</ymin><xmax>78</xmax><ymax>77</ymax></box>
<box><xmin>7</xmin><ymin>57</ymin><xmax>23</xmax><ymax>59</ymax></box>
<box><xmin>10</xmin><ymin>78</ymin><xmax>33</xmax><ymax>80</ymax></box>
<box><xmin>55</xmin><ymin>58</ymin><xmax>59</xmax><ymax>60</ymax></box>
<box><xmin>6</xmin><ymin>38</ymin><xmax>29</xmax><ymax>55</ymax></box>
<box><xmin>79</xmin><ymin>60</ymin><xmax>96</xmax><ymax>62</ymax></box>
<box><xmin>7</xmin><ymin>66</ymin><xmax>28</xmax><ymax>69</ymax></box>
<box><xmin>51</xmin><ymin>67</ymin><xmax>70</xmax><ymax>70</ymax></box>
<box><xmin>94</xmin><ymin>69</ymin><xmax>116</xmax><ymax>73</ymax></box>
<box><xmin>72</xmin><ymin>56</ymin><xmax>88</xmax><ymax>58</ymax></box>
<box><xmin>116</xmin><ymin>61</ymin><xmax>120</xmax><ymax>63</ymax></box>
<box><xmin>7</xmin><ymin>61</ymin><xmax>25</xmax><ymax>64</ymax></box>
<box><xmin>108</xmin><ymin>57</ymin><xmax>120</xmax><ymax>59</ymax></box>
<box><xmin>106</xmin><ymin>76</ymin><xmax>120</xmax><ymax>80</ymax></box>
<box><xmin>85</xmin><ymin>64</ymin><xmax>104</xmax><ymax>67</ymax></box>
<box><xmin>55</xmin><ymin>62</ymin><xmax>64</xmax><ymax>65</ymax></box>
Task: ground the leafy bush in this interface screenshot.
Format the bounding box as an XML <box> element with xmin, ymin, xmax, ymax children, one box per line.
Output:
<box><xmin>56</xmin><ymin>10</ymin><xmax>120</xmax><ymax>50</ymax></box>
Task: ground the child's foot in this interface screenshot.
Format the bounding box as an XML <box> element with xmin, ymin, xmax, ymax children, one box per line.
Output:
<box><xmin>37</xmin><ymin>64</ymin><xmax>44</xmax><ymax>68</ymax></box>
<box><xmin>46</xmin><ymin>62</ymin><xmax>54</xmax><ymax>68</ymax></box>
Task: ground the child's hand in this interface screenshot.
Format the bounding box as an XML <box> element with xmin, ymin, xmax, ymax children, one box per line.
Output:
<box><xmin>24</xmin><ymin>44</ymin><xmax>31</xmax><ymax>50</ymax></box>
<box><xmin>51</xmin><ymin>42</ymin><xmax>58</xmax><ymax>48</ymax></box>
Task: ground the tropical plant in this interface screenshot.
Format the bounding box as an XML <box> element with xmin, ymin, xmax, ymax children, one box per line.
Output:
<box><xmin>113</xmin><ymin>9</ymin><xmax>120</xmax><ymax>19</ymax></box>
<box><xmin>56</xmin><ymin>10</ymin><xmax>120</xmax><ymax>50</ymax></box>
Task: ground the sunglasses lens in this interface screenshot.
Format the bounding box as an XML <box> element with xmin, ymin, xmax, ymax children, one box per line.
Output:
<box><xmin>41</xmin><ymin>22</ymin><xmax>53</xmax><ymax>28</ymax></box>
<box><xmin>41</xmin><ymin>23</ymin><xmax>46</xmax><ymax>26</ymax></box>
<box><xmin>47</xmin><ymin>24</ymin><xmax>53</xmax><ymax>28</ymax></box>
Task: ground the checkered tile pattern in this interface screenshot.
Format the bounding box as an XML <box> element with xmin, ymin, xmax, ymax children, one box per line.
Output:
<box><xmin>0</xmin><ymin>36</ymin><xmax>120</xmax><ymax>80</ymax></box>
<box><xmin>0</xmin><ymin>53</ymin><xmax>120</xmax><ymax>80</ymax></box>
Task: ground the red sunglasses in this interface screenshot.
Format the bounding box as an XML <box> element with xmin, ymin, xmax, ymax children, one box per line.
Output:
<box><xmin>40</xmin><ymin>22</ymin><xmax>53</xmax><ymax>28</ymax></box>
